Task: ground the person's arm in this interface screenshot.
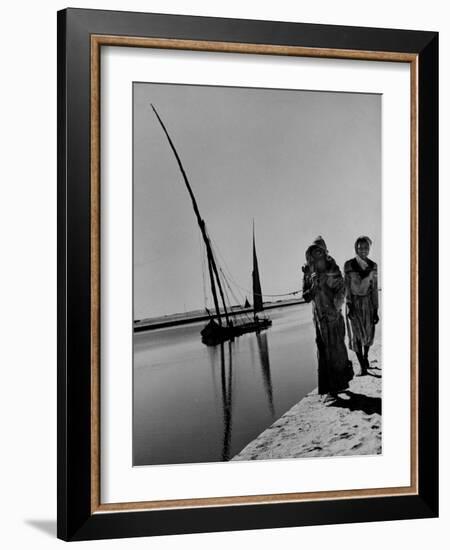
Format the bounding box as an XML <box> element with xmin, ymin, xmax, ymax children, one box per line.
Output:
<box><xmin>371</xmin><ymin>263</ymin><xmax>379</xmax><ymax>323</ymax></box>
<box><xmin>344</xmin><ymin>261</ymin><xmax>354</xmax><ymax>317</ymax></box>
<box><xmin>332</xmin><ymin>267</ymin><xmax>345</xmax><ymax>310</ymax></box>
<box><xmin>302</xmin><ymin>265</ymin><xmax>315</xmax><ymax>303</ymax></box>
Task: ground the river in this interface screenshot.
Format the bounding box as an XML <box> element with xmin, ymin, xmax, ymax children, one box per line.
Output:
<box><xmin>133</xmin><ymin>303</ymin><xmax>317</xmax><ymax>466</ymax></box>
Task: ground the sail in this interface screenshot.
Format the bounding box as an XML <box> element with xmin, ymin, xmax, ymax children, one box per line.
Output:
<box><xmin>151</xmin><ymin>105</ymin><xmax>272</xmax><ymax>346</ymax></box>
<box><xmin>252</xmin><ymin>225</ymin><xmax>264</xmax><ymax>314</ymax></box>
<box><xmin>150</xmin><ymin>104</ymin><xmax>229</xmax><ymax>326</ymax></box>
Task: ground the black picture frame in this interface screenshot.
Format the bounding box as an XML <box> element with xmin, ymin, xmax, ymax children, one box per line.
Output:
<box><xmin>57</xmin><ymin>7</ymin><xmax>438</xmax><ymax>541</ymax></box>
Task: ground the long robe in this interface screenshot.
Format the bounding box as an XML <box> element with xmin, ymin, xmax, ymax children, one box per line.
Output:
<box><xmin>303</xmin><ymin>260</ymin><xmax>354</xmax><ymax>394</ymax></box>
<box><xmin>344</xmin><ymin>258</ymin><xmax>378</xmax><ymax>351</ymax></box>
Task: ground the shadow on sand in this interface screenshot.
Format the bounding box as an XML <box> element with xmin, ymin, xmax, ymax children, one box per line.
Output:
<box><xmin>332</xmin><ymin>391</ymin><xmax>381</xmax><ymax>415</ymax></box>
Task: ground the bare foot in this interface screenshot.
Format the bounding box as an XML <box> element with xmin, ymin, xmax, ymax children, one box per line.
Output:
<box><xmin>323</xmin><ymin>394</ymin><xmax>337</xmax><ymax>403</ymax></box>
<box><xmin>336</xmin><ymin>392</ymin><xmax>351</xmax><ymax>400</ymax></box>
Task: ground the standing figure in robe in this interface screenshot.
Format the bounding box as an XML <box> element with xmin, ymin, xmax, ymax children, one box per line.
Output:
<box><xmin>302</xmin><ymin>236</ymin><xmax>354</xmax><ymax>397</ymax></box>
<box><xmin>344</xmin><ymin>236</ymin><xmax>379</xmax><ymax>375</ymax></box>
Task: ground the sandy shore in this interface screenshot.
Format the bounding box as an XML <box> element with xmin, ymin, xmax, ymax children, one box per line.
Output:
<box><xmin>232</xmin><ymin>328</ymin><xmax>381</xmax><ymax>461</ymax></box>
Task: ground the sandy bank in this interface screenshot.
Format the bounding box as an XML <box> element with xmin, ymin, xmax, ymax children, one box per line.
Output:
<box><xmin>232</xmin><ymin>329</ymin><xmax>381</xmax><ymax>461</ymax></box>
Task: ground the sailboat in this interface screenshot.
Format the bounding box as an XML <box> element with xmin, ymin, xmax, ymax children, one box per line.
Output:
<box><xmin>200</xmin><ymin>228</ymin><xmax>272</xmax><ymax>344</ymax></box>
<box><xmin>150</xmin><ymin>104</ymin><xmax>271</xmax><ymax>346</ymax></box>
<box><xmin>219</xmin><ymin>224</ymin><xmax>272</xmax><ymax>337</ymax></box>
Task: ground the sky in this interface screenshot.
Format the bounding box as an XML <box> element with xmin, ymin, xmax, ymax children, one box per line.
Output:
<box><xmin>133</xmin><ymin>83</ymin><xmax>381</xmax><ymax>320</ymax></box>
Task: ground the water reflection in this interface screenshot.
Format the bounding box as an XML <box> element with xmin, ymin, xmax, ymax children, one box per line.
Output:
<box><xmin>220</xmin><ymin>342</ymin><xmax>233</xmax><ymax>460</ymax></box>
<box><xmin>211</xmin><ymin>334</ymin><xmax>275</xmax><ymax>461</ymax></box>
<box><xmin>133</xmin><ymin>304</ymin><xmax>317</xmax><ymax>465</ymax></box>
<box><xmin>256</xmin><ymin>333</ymin><xmax>275</xmax><ymax>419</ymax></box>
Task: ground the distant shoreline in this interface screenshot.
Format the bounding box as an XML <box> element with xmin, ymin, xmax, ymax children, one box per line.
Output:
<box><xmin>134</xmin><ymin>298</ymin><xmax>305</xmax><ymax>332</ymax></box>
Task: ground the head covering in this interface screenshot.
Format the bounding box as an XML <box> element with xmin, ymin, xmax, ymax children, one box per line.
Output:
<box><xmin>313</xmin><ymin>235</ymin><xmax>328</xmax><ymax>252</ymax></box>
<box><xmin>305</xmin><ymin>235</ymin><xmax>328</xmax><ymax>265</ymax></box>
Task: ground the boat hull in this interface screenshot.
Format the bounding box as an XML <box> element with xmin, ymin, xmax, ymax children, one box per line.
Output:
<box><xmin>201</xmin><ymin>318</ymin><xmax>272</xmax><ymax>346</ymax></box>
<box><xmin>235</xmin><ymin>318</ymin><xmax>272</xmax><ymax>335</ymax></box>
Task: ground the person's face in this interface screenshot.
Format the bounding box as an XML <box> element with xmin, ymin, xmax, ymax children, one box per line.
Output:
<box><xmin>356</xmin><ymin>241</ymin><xmax>370</xmax><ymax>260</ymax></box>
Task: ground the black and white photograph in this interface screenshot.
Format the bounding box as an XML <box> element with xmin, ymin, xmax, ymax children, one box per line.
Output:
<box><xmin>133</xmin><ymin>82</ymin><xmax>382</xmax><ymax>466</ymax></box>
<box><xmin>0</xmin><ymin>0</ymin><xmax>442</xmax><ymax>545</ymax></box>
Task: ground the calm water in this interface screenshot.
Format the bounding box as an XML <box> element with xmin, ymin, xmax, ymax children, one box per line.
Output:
<box><xmin>133</xmin><ymin>303</ymin><xmax>317</xmax><ymax>465</ymax></box>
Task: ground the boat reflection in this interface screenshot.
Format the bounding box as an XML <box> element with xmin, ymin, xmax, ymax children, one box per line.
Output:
<box><xmin>220</xmin><ymin>342</ymin><xmax>233</xmax><ymax>460</ymax></box>
<box><xmin>133</xmin><ymin>303</ymin><xmax>317</xmax><ymax>466</ymax></box>
<box><xmin>210</xmin><ymin>333</ymin><xmax>275</xmax><ymax>461</ymax></box>
<box><xmin>256</xmin><ymin>332</ymin><xmax>275</xmax><ymax>419</ymax></box>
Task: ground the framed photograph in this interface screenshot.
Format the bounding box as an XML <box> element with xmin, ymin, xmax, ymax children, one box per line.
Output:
<box><xmin>57</xmin><ymin>8</ymin><xmax>438</xmax><ymax>541</ymax></box>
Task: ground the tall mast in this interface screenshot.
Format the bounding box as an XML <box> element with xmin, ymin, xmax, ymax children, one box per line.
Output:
<box><xmin>150</xmin><ymin>104</ymin><xmax>230</xmax><ymax>325</ymax></box>
<box><xmin>252</xmin><ymin>220</ymin><xmax>264</xmax><ymax>316</ymax></box>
